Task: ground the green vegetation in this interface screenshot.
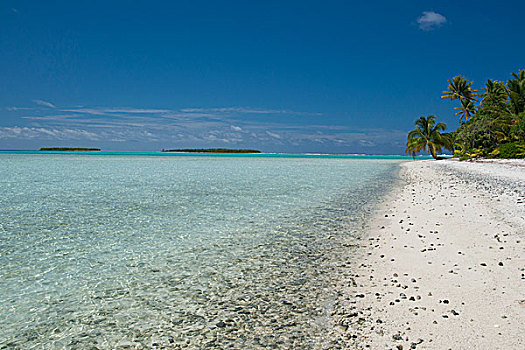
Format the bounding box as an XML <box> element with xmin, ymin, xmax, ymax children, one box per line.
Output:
<box><xmin>40</xmin><ymin>147</ymin><xmax>101</xmax><ymax>151</ymax></box>
<box><xmin>406</xmin><ymin>115</ymin><xmax>453</xmax><ymax>159</ymax></box>
<box><xmin>407</xmin><ymin>69</ymin><xmax>525</xmax><ymax>159</ymax></box>
<box><xmin>494</xmin><ymin>142</ymin><xmax>525</xmax><ymax>159</ymax></box>
<box><xmin>441</xmin><ymin>75</ymin><xmax>478</xmax><ymax>121</ymax></box>
<box><xmin>162</xmin><ymin>148</ymin><xmax>261</xmax><ymax>153</ymax></box>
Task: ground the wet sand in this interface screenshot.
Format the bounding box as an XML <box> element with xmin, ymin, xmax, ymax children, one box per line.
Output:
<box><xmin>332</xmin><ymin>160</ymin><xmax>525</xmax><ymax>349</ymax></box>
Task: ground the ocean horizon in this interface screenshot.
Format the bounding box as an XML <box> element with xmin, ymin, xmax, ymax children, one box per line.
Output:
<box><xmin>0</xmin><ymin>150</ymin><xmax>434</xmax><ymax>159</ymax></box>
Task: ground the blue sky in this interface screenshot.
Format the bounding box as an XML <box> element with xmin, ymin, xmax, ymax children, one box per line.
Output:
<box><xmin>1</xmin><ymin>1</ymin><xmax>524</xmax><ymax>153</ymax></box>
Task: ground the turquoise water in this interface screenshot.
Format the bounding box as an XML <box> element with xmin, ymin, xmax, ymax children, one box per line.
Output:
<box><xmin>0</xmin><ymin>153</ymin><xmax>403</xmax><ymax>348</ymax></box>
<box><xmin>0</xmin><ymin>150</ymin><xmax>430</xmax><ymax>159</ymax></box>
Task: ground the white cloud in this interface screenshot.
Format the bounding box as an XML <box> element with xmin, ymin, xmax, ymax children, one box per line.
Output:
<box><xmin>61</xmin><ymin>108</ymin><xmax>110</xmax><ymax>116</ymax></box>
<box><xmin>7</xmin><ymin>107</ymin><xmax>35</xmax><ymax>111</ymax></box>
<box><xmin>266</xmin><ymin>131</ymin><xmax>281</xmax><ymax>139</ymax></box>
<box><xmin>0</xmin><ymin>127</ymin><xmax>99</xmax><ymax>140</ymax></box>
<box><xmin>4</xmin><ymin>102</ymin><xmax>409</xmax><ymax>152</ymax></box>
<box><xmin>359</xmin><ymin>139</ymin><xmax>376</xmax><ymax>147</ymax></box>
<box><xmin>104</xmin><ymin>108</ymin><xmax>171</xmax><ymax>114</ymax></box>
<box><xmin>63</xmin><ymin>108</ymin><xmax>172</xmax><ymax>115</ymax></box>
<box><xmin>22</xmin><ymin>114</ymin><xmax>80</xmax><ymax>121</ymax></box>
<box><xmin>417</xmin><ymin>11</ymin><xmax>447</xmax><ymax>31</ymax></box>
<box><xmin>33</xmin><ymin>99</ymin><xmax>56</xmax><ymax>108</ymax></box>
<box><xmin>181</xmin><ymin>107</ymin><xmax>321</xmax><ymax>116</ymax></box>
<box><xmin>10</xmin><ymin>104</ymin><xmax>321</xmax><ymax>128</ymax></box>
<box><xmin>182</xmin><ymin>107</ymin><xmax>281</xmax><ymax>114</ymax></box>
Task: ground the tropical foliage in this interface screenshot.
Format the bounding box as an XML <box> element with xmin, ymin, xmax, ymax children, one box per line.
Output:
<box><xmin>406</xmin><ymin>115</ymin><xmax>453</xmax><ymax>159</ymax></box>
<box><xmin>407</xmin><ymin>69</ymin><xmax>525</xmax><ymax>159</ymax></box>
<box><xmin>441</xmin><ymin>76</ymin><xmax>478</xmax><ymax>121</ymax></box>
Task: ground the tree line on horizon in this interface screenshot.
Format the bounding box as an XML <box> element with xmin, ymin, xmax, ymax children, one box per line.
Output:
<box><xmin>406</xmin><ymin>69</ymin><xmax>525</xmax><ymax>159</ymax></box>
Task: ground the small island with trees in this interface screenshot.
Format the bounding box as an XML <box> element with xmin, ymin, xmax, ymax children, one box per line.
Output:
<box><xmin>406</xmin><ymin>69</ymin><xmax>525</xmax><ymax>159</ymax></box>
<box><xmin>161</xmin><ymin>148</ymin><xmax>261</xmax><ymax>153</ymax></box>
<box><xmin>40</xmin><ymin>147</ymin><xmax>101</xmax><ymax>151</ymax></box>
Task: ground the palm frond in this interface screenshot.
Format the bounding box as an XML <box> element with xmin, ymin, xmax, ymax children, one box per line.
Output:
<box><xmin>406</xmin><ymin>115</ymin><xmax>451</xmax><ymax>159</ymax></box>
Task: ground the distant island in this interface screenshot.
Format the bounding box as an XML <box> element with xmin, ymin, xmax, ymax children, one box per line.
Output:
<box><xmin>161</xmin><ymin>148</ymin><xmax>261</xmax><ymax>153</ymax></box>
<box><xmin>40</xmin><ymin>147</ymin><xmax>101</xmax><ymax>151</ymax></box>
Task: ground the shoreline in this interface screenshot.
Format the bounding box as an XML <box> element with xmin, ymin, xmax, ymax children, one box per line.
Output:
<box><xmin>0</xmin><ymin>155</ymin><xmax>404</xmax><ymax>349</ymax></box>
<box><xmin>335</xmin><ymin>159</ymin><xmax>524</xmax><ymax>349</ymax></box>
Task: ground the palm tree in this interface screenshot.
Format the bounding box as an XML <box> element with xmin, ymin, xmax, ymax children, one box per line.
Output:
<box><xmin>507</xmin><ymin>70</ymin><xmax>525</xmax><ymax>116</ymax></box>
<box><xmin>406</xmin><ymin>115</ymin><xmax>452</xmax><ymax>159</ymax></box>
<box><xmin>441</xmin><ymin>76</ymin><xmax>478</xmax><ymax>121</ymax></box>
<box><xmin>441</xmin><ymin>76</ymin><xmax>478</xmax><ymax>101</ymax></box>
<box><xmin>454</xmin><ymin>98</ymin><xmax>477</xmax><ymax>121</ymax></box>
<box><xmin>482</xmin><ymin>79</ymin><xmax>508</xmax><ymax>103</ymax></box>
<box><xmin>510</xmin><ymin>69</ymin><xmax>525</xmax><ymax>81</ymax></box>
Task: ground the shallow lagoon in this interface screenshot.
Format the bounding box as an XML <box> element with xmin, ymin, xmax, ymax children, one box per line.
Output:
<box><xmin>0</xmin><ymin>153</ymin><xmax>402</xmax><ymax>348</ymax></box>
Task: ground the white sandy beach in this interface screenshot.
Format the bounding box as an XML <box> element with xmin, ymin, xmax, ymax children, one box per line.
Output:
<box><xmin>333</xmin><ymin>160</ymin><xmax>524</xmax><ymax>349</ymax></box>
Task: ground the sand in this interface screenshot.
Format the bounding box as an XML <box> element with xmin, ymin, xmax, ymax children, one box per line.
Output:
<box><xmin>334</xmin><ymin>159</ymin><xmax>525</xmax><ymax>349</ymax></box>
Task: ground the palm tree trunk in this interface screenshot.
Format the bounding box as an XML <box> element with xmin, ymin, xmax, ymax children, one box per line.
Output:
<box><xmin>429</xmin><ymin>146</ymin><xmax>438</xmax><ymax>159</ymax></box>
